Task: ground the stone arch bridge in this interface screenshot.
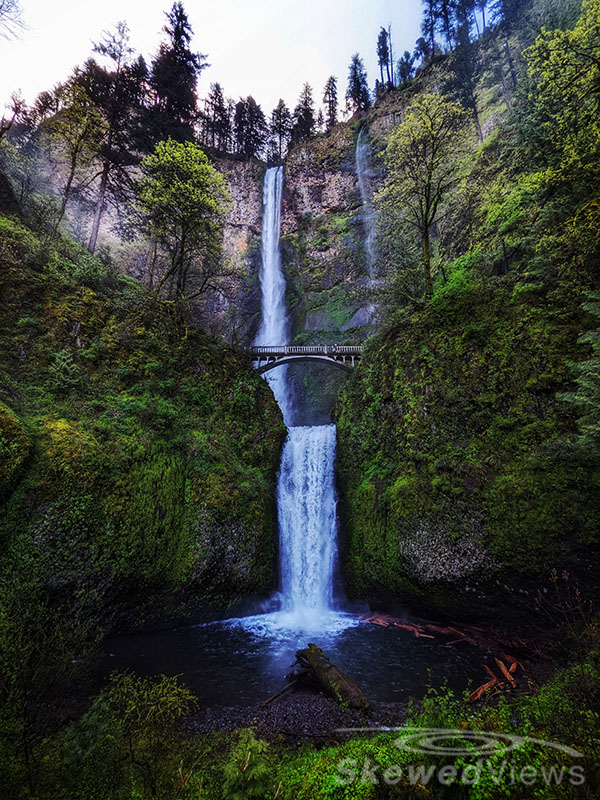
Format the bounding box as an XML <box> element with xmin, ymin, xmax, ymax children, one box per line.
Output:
<box><xmin>251</xmin><ymin>345</ymin><xmax>363</xmax><ymax>374</ymax></box>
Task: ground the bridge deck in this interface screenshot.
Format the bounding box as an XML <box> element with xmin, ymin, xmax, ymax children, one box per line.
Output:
<box><xmin>251</xmin><ymin>345</ymin><xmax>363</xmax><ymax>356</ymax></box>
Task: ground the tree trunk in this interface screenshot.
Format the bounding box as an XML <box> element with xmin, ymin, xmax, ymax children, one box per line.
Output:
<box><xmin>422</xmin><ymin>226</ymin><xmax>433</xmax><ymax>297</ymax></box>
<box><xmin>504</xmin><ymin>40</ymin><xmax>517</xmax><ymax>87</ymax></box>
<box><xmin>88</xmin><ymin>160</ymin><xmax>110</xmax><ymax>253</ymax></box>
<box><xmin>388</xmin><ymin>25</ymin><xmax>394</xmax><ymax>87</ymax></box>
<box><xmin>473</xmin><ymin>106</ymin><xmax>483</xmax><ymax>143</ymax></box>
<box><xmin>54</xmin><ymin>163</ymin><xmax>76</xmax><ymax>232</ymax></box>
<box><xmin>294</xmin><ymin>644</ymin><xmax>369</xmax><ymax>710</ymax></box>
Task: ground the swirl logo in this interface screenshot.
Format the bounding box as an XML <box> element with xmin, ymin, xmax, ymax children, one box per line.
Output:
<box><xmin>393</xmin><ymin>728</ymin><xmax>584</xmax><ymax>759</ymax></box>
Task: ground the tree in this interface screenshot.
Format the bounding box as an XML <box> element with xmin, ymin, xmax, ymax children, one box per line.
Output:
<box><xmin>0</xmin><ymin>0</ymin><xmax>23</xmax><ymax>39</ymax></box>
<box><xmin>397</xmin><ymin>51</ymin><xmax>415</xmax><ymax>84</ymax></box>
<box><xmin>421</xmin><ymin>0</ymin><xmax>438</xmax><ymax>57</ymax></box>
<box><xmin>270</xmin><ymin>99</ymin><xmax>292</xmax><ymax>158</ymax></box>
<box><xmin>136</xmin><ymin>139</ymin><xmax>230</xmax><ymax>300</ymax></box>
<box><xmin>148</xmin><ymin>1</ymin><xmax>207</xmax><ymax>144</ymax></box>
<box><xmin>45</xmin><ymin>84</ymin><xmax>106</xmax><ymax>231</ymax></box>
<box><xmin>75</xmin><ymin>22</ymin><xmax>147</xmax><ymax>252</ymax></box>
<box><xmin>382</xmin><ymin>93</ymin><xmax>471</xmax><ymax>296</ymax></box>
<box><xmin>291</xmin><ymin>82</ymin><xmax>315</xmax><ymax>143</ymax></box>
<box><xmin>447</xmin><ymin>16</ymin><xmax>483</xmax><ymax>140</ymax></box>
<box><xmin>490</xmin><ymin>0</ymin><xmax>523</xmax><ymax>31</ymax></box>
<box><xmin>476</xmin><ymin>0</ymin><xmax>487</xmax><ymax>30</ymax></box>
<box><xmin>316</xmin><ymin>108</ymin><xmax>325</xmax><ymax>133</ymax></box>
<box><xmin>203</xmin><ymin>82</ymin><xmax>231</xmax><ymax>152</ymax></box>
<box><xmin>234</xmin><ymin>96</ymin><xmax>267</xmax><ymax>158</ymax></box>
<box><xmin>437</xmin><ymin>0</ymin><xmax>456</xmax><ymax>50</ymax></box>
<box><xmin>322</xmin><ymin>75</ymin><xmax>338</xmax><ymax>130</ymax></box>
<box><xmin>561</xmin><ymin>295</ymin><xmax>600</xmax><ymax>460</ymax></box>
<box><xmin>346</xmin><ymin>54</ymin><xmax>370</xmax><ymax>113</ymax></box>
<box><xmin>377</xmin><ymin>27</ymin><xmax>392</xmax><ymax>88</ymax></box>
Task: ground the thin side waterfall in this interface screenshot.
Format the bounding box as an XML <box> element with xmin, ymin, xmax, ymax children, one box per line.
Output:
<box><xmin>253</xmin><ymin>166</ymin><xmax>344</xmax><ymax>629</ymax></box>
<box><xmin>355</xmin><ymin>128</ymin><xmax>378</xmax><ymax>279</ymax></box>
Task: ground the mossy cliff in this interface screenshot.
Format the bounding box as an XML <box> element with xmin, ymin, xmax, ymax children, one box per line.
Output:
<box><xmin>281</xmin><ymin>125</ymin><xmax>375</xmax><ymax>343</ymax></box>
<box><xmin>0</xmin><ymin>214</ymin><xmax>285</xmax><ymax>628</ymax></box>
<box><xmin>334</xmin><ymin>273</ymin><xmax>600</xmax><ymax>610</ymax></box>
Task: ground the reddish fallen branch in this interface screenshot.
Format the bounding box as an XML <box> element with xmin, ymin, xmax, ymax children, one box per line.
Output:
<box><xmin>361</xmin><ymin>612</ymin><xmax>528</xmax><ymax>703</ymax></box>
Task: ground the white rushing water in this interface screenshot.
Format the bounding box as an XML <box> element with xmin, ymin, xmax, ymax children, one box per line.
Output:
<box><xmin>253</xmin><ymin>166</ymin><xmax>292</xmax><ymax>424</ymax></box>
<box><xmin>278</xmin><ymin>425</ymin><xmax>338</xmax><ymax>618</ymax></box>
<box><xmin>355</xmin><ymin>128</ymin><xmax>378</xmax><ymax>280</ymax></box>
<box><xmin>241</xmin><ymin>166</ymin><xmax>354</xmax><ymax>634</ymax></box>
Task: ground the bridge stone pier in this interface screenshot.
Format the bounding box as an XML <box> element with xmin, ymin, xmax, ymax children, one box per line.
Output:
<box><xmin>250</xmin><ymin>345</ymin><xmax>363</xmax><ymax>374</ymax></box>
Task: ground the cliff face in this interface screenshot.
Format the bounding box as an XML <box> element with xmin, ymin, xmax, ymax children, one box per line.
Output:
<box><xmin>198</xmin><ymin>158</ymin><xmax>265</xmax><ymax>343</ymax></box>
<box><xmin>0</xmin><ymin>215</ymin><xmax>285</xmax><ymax>629</ymax></box>
<box><xmin>334</xmin><ymin>279</ymin><xmax>600</xmax><ymax>613</ymax></box>
<box><xmin>281</xmin><ymin>125</ymin><xmax>378</xmax><ymax>342</ymax></box>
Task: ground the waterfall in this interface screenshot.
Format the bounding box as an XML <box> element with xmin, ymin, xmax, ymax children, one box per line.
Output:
<box><xmin>251</xmin><ymin>166</ymin><xmax>345</xmax><ymax>630</ymax></box>
<box><xmin>278</xmin><ymin>425</ymin><xmax>338</xmax><ymax>618</ymax></box>
<box><xmin>355</xmin><ymin>128</ymin><xmax>378</xmax><ymax>279</ymax></box>
<box><xmin>254</xmin><ymin>166</ymin><xmax>292</xmax><ymax>424</ymax></box>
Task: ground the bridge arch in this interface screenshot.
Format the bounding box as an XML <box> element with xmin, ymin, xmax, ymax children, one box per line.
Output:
<box><xmin>255</xmin><ymin>355</ymin><xmax>354</xmax><ymax>374</ymax></box>
<box><xmin>250</xmin><ymin>345</ymin><xmax>362</xmax><ymax>374</ymax></box>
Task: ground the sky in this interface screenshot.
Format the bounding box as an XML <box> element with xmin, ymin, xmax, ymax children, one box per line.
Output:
<box><xmin>0</xmin><ymin>0</ymin><xmax>422</xmax><ymax>116</ymax></box>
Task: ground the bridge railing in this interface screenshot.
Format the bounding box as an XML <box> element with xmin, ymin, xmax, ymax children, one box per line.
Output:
<box><xmin>250</xmin><ymin>345</ymin><xmax>363</xmax><ymax>356</ymax></box>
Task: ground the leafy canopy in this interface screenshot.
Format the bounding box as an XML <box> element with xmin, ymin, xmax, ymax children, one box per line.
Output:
<box><xmin>136</xmin><ymin>138</ymin><xmax>230</xmax><ymax>299</ymax></box>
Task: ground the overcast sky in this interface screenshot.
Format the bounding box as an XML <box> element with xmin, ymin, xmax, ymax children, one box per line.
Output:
<box><xmin>0</xmin><ymin>0</ymin><xmax>422</xmax><ymax>115</ymax></box>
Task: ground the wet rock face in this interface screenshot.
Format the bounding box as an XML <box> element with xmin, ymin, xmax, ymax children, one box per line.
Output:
<box><xmin>278</xmin><ymin>130</ymin><xmax>379</xmax><ymax>342</ymax></box>
<box><xmin>195</xmin><ymin>159</ymin><xmax>265</xmax><ymax>343</ymax></box>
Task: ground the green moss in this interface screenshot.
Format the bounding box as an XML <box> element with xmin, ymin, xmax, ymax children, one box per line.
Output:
<box><xmin>0</xmin><ymin>213</ymin><xmax>286</xmax><ymax>620</ymax></box>
<box><xmin>0</xmin><ymin>402</ymin><xmax>29</xmax><ymax>497</ymax></box>
<box><xmin>335</xmin><ymin>278</ymin><xmax>600</xmax><ymax>605</ymax></box>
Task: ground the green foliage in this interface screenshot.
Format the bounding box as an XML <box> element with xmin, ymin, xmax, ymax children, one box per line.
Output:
<box><xmin>64</xmin><ymin>672</ymin><xmax>196</xmax><ymax>799</ymax></box>
<box><xmin>47</xmin><ymin>348</ymin><xmax>83</xmax><ymax>395</ymax></box>
<box><xmin>382</xmin><ymin>93</ymin><xmax>472</xmax><ymax>296</ymax></box>
<box><xmin>106</xmin><ymin>452</ymin><xmax>194</xmax><ymax>586</ymax></box>
<box><xmin>560</xmin><ymin>294</ymin><xmax>600</xmax><ymax>460</ymax></box>
<box><xmin>335</xmin><ymin>279</ymin><xmax>600</xmax><ymax>601</ymax></box>
<box><xmin>136</xmin><ymin>138</ymin><xmax>231</xmax><ymax>299</ymax></box>
<box><xmin>223</xmin><ymin>729</ymin><xmax>273</xmax><ymax>800</ymax></box>
<box><xmin>0</xmin><ymin>402</ymin><xmax>29</xmax><ymax>496</ymax></box>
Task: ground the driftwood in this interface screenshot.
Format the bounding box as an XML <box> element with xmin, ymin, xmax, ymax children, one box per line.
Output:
<box><xmin>291</xmin><ymin>644</ymin><xmax>370</xmax><ymax>710</ymax></box>
<box><xmin>361</xmin><ymin>613</ymin><xmax>528</xmax><ymax>704</ymax></box>
<box><xmin>260</xmin><ymin>679</ymin><xmax>298</xmax><ymax>708</ymax></box>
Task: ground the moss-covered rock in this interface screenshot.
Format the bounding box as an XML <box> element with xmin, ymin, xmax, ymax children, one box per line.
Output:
<box><xmin>0</xmin><ymin>215</ymin><xmax>285</xmax><ymax>627</ymax></box>
<box><xmin>335</xmin><ymin>278</ymin><xmax>600</xmax><ymax>610</ymax></box>
<box><xmin>0</xmin><ymin>401</ymin><xmax>29</xmax><ymax>496</ymax></box>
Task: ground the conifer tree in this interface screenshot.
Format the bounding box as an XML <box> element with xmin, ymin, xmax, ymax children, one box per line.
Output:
<box><xmin>397</xmin><ymin>51</ymin><xmax>415</xmax><ymax>85</ymax></box>
<box><xmin>377</xmin><ymin>28</ymin><xmax>392</xmax><ymax>88</ymax></box>
<box><xmin>291</xmin><ymin>83</ymin><xmax>315</xmax><ymax>144</ymax></box>
<box><xmin>148</xmin><ymin>2</ymin><xmax>207</xmax><ymax>144</ymax></box>
<box><xmin>421</xmin><ymin>0</ymin><xmax>438</xmax><ymax>57</ymax></box>
<box><xmin>203</xmin><ymin>82</ymin><xmax>231</xmax><ymax>152</ymax></box>
<box><xmin>270</xmin><ymin>99</ymin><xmax>292</xmax><ymax>159</ymax></box>
<box><xmin>322</xmin><ymin>75</ymin><xmax>338</xmax><ymax>130</ymax></box>
<box><xmin>346</xmin><ymin>54</ymin><xmax>370</xmax><ymax>113</ymax></box>
<box><xmin>234</xmin><ymin>96</ymin><xmax>267</xmax><ymax>158</ymax></box>
<box><xmin>561</xmin><ymin>295</ymin><xmax>600</xmax><ymax>460</ymax></box>
<box><xmin>75</xmin><ymin>22</ymin><xmax>147</xmax><ymax>252</ymax></box>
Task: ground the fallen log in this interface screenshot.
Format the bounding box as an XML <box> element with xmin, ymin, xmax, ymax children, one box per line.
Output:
<box><xmin>260</xmin><ymin>678</ymin><xmax>299</xmax><ymax>708</ymax></box>
<box><xmin>293</xmin><ymin>644</ymin><xmax>370</xmax><ymax>711</ymax></box>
